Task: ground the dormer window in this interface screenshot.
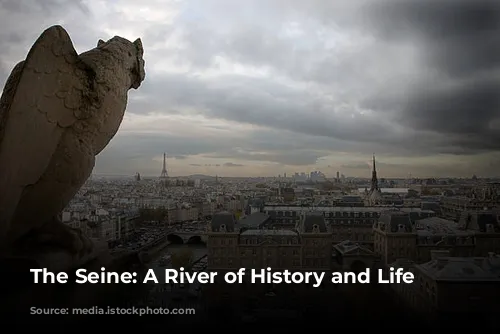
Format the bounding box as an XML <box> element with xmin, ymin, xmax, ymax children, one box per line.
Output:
<box><xmin>220</xmin><ymin>224</ymin><xmax>226</xmax><ymax>232</ymax></box>
<box><xmin>312</xmin><ymin>224</ymin><xmax>320</xmax><ymax>233</ymax></box>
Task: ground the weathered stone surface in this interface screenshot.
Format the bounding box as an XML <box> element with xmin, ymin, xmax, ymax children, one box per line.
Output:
<box><xmin>0</xmin><ymin>25</ymin><xmax>145</xmax><ymax>270</ymax></box>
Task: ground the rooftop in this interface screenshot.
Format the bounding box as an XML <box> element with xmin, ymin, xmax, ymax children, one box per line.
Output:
<box><xmin>264</xmin><ymin>205</ymin><xmax>434</xmax><ymax>214</ymax></box>
<box><xmin>334</xmin><ymin>240</ymin><xmax>374</xmax><ymax>255</ymax></box>
<box><xmin>240</xmin><ymin>229</ymin><xmax>298</xmax><ymax>236</ymax></box>
<box><xmin>239</xmin><ymin>212</ymin><xmax>270</xmax><ymax>228</ymax></box>
<box><xmin>378</xmin><ymin>211</ymin><xmax>413</xmax><ymax>233</ymax></box>
<box><xmin>415</xmin><ymin>217</ymin><xmax>472</xmax><ymax>237</ymax></box>
<box><xmin>418</xmin><ymin>257</ymin><xmax>500</xmax><ymax>282</ymax></box>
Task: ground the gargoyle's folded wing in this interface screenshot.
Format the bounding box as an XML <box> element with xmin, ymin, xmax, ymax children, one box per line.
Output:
<box><xmin>0</xmin><ymin>25</ymin><xmax>88</xmax><ymax>227</ymax></box>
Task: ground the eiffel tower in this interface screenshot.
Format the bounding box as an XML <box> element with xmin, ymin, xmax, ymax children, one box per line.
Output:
<box><xmin>160</xmin><ymin>152</ymin><xmax>168</xmax><ymax>179</ymax></box>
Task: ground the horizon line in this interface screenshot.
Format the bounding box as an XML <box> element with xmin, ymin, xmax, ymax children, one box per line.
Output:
<box><xmin>90</xmin><ymin>173</ymin><xmax>499</xmax><ymax>180</ymax></box>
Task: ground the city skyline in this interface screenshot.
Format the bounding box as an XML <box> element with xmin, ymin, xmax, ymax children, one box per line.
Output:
<box><xmin>91</xmin><ymin>153</ymin><xmax>499</xmax><ymax>180</ymax></box>
<box><xmin>1</xmin><ymin>0</ymin><xmax>498</xmax><ymax>178</ymax></box>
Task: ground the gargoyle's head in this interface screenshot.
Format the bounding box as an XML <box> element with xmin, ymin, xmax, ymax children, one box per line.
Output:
<box><xmin>97</xmin><ymin>37</ymin><xmax>145</xmax><ymax>89</ymax></box>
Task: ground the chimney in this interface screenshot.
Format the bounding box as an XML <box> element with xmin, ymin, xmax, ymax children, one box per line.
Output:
<box><xmin>431</xmin><ymin>250</ymin><xmax>450</xmax><ymax>260</ymax></box>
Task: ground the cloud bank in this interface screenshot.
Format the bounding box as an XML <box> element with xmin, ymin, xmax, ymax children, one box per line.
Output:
<box><xmin>0</xmin><ymin>0</ymin><xmax>498</xmax><ymax>177</ymax></box>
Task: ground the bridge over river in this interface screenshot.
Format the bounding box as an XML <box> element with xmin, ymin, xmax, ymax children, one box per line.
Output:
<box><xmin>166</xmin><ymin>231</ymin><xmax>207</xmax><ymax>244</ymax></box>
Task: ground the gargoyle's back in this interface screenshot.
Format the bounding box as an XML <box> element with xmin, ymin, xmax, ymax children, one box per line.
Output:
<box><xmin>0</xmin><ymin>61</ymin><xmax>25</xmax><ymax>147</ymax></box>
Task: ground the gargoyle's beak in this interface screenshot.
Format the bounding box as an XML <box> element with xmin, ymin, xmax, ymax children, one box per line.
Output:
<box><xmin>132</xmin><ymin>81</ymin><xmax>141</xmax><ymax>89</ymax></box>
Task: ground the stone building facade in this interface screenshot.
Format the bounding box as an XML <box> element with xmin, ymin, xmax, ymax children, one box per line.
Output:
<box><xmin>207</xmin><ymin>212</ymin><xmax>331</xmax><ymax>272</ymax></box>
<box><xmin>205</xmin><ymin>212</ymin><xmax>334</xmax><ymax>308</ymax></box>
<box><xmin>373</xmin><ymin>210</ymin><xmax>500</xmax><ymax>266</ymax></box>
<box><xmin>440</xmin><ymin>183</ymin><xmax>500</xmax><ymax>221</ymax></box>
<box><xmin>264</xmin><ymin>205</ymin><xmax>435</xmax><ymax>247</ymax></box>
<box><xmin>387</xmin><ymin>251</ymin><xmax>500</xmax><ymax>321</ymax></box>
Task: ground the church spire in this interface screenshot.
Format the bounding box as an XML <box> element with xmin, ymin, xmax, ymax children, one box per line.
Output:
<box><xmin>370</xmin><ymin>154</ymin><xmax>378</xmax><ymax>191</ymax></box>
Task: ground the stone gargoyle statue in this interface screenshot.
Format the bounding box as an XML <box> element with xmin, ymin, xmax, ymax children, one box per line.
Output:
<box><xmin>0</xmin><ymin>25</ymin><xmax>145</xmax><ymax>270</ymax></box>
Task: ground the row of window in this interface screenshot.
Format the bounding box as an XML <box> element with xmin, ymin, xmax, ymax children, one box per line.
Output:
<box><xmin>209</xmin><ymin>258</ymin><xmax>329</xmax><ymax>268</ymax></box>
<box><xmin>269</xmin><ymin>211</ymin><xmax>380</xmax><ymax>218</ymax></box>
<box><xmin>239</xmin><ymin>237</ymin><xmax>300</xmax><ymax>245</ymax></box>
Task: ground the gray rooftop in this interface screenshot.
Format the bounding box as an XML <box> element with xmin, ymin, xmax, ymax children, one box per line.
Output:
<box><xmin>297</xmin><ymin>212</ymin><xmax>328</xmax><ymax>233</ymax></box>
<box><xmin>240</xmin><ymin>229</ymin><xmax>298</xmax><ymax>236</ymax></box>
<box><xmin>334</xmin><ymin>240</ymin><xmax>374</xmax><ymax>255</ymax></box>
<box><xmin>418</xmin><ymin>257</ymin><xmax>500</xmax><ymax>282</ymax></box>
<box><xmin>460</xmin><ymin>211</ymin><xmax>500</xmax><ymax>233</ymax></box>
<box><xmin>378</xmin><ymin>211</ymin><xmax>413</xmax><ymax>233</ymax></box>
<box><xmin>340</xmin><ymin>196</ymin><xmax>363</xmax><ymax>202</ymax></box>
<box><xmin>264</xmin><ymin>205</ymin><xmax>434</xmax><ymax>214</ymax></box>
<box><xmin>248</xmin><ymin>198</ymin><xmax>264</xmax><ymax>207</ymax></box>
<box><xmin>211</xmin><ymin>212</ymin><xmax>237</xmax><ymax>232</ymax></box>
<box><xmin>239</xmin><ymin>212</ymin><xmax>270</xmax><ymax>229</ymax></box>
<box><xmin>415</xmin><ymin>217</ymin><xmax>472</xmax><ymax>237</ymax></box>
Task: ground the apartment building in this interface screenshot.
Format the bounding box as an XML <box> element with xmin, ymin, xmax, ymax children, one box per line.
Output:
<box><xmin>388</xmin><ymin>251</ymin><xmax>500</xmax><ymax>317</ymax></box>
<box><xmin>207</xmin><ymin>212</ymin><xmax>331</xmax><ymax>272</ymax></box>
<box><xmin>264</xmin><ymin>205</ymin><xmax>435</xmax><ymax>246</ymax></box>
<box><xmin>373</xmin><ymin>211</ymin><xmax>500</xmax><ymax>266</ymax></box>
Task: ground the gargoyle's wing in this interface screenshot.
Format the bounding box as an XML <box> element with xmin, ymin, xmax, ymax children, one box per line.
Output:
<box><xmin>0</xmin><ymin>61</ymin><xmax>25</xmax><ymax>145</ymax></box>
<box><xmin>0</xmin><ymin>25</ymin><xmax>87</xmax><ymax>227</ymax></box>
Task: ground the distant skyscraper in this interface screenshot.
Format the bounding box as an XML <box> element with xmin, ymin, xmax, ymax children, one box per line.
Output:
<box><xmin>160</xmin><ymin>152</ymin><xmax>168</xmax><ymax>179</ymax></box>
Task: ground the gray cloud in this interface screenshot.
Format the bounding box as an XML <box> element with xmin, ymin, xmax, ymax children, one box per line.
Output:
<box><xmin>366</xmin><ymin>0</ymin><xmax>500</xmax><ymax>78</ymax></box>
<box><xmin>1</xmin><ymin>0</ymin><xmax>499</xmax><ymax>177</ymax></box>
<box><xmin>341</xmin><ymin>163</ymin><xmax>370</xmax><ymax>170</ymax></box>
<box><xmin>361</xmin><ymin>0</ymin><xmax>500</xmax><ymax>153</ymax></box>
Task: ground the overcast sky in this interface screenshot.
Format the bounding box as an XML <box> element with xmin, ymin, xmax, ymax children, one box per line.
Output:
<box><xmin>0</xmin><ymin>0</ymin><xmax>499</xmax><ymax>178</ymax></box>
